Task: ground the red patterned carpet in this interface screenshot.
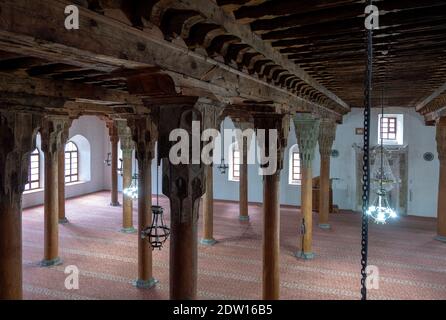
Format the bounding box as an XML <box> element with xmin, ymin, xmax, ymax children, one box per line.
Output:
<box><xmin>22</xmin><ymin>191</ymin><xmax>446</xmax><ymax>300</ymax></box>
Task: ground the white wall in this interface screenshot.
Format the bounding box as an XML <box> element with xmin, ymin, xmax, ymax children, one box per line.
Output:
<box><xmin>211</xmin><ymin>109</ymin><xmax>439</xmax><ymax>218</ymax></box>
<box><xmin>22</xmin><ymin>116</ymin><xmax>108</xmax><ymax>208</ymax></box>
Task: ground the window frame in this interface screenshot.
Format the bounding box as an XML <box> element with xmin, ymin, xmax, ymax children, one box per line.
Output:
<box><xmin>228</xmin><ymin>143</ymin><xmax>241</xmax><ymax>182</ymax></box>
<box><xmin>378</xmin><ymin>114</ymin><xmax>404</xmax><ymax>146</ymax></box>
<box><xmin>65</xmin><ymin>141</ymin><xmax>79</xmax><ymax>183</ymax></box>
<box><xmin>289</xmin><ymin>147</ymin><xmax>302</xmax><ymax>185</ymax></box>
<box><xmin>24</xmin><ymin>148</ymin><xmax>41</xmax><ymax>191</ymax></box>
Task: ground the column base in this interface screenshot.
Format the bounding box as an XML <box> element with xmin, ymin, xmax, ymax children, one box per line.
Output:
<box><xmin>120</xmin><ymin>227</ymin><xmax>137</xmax><ymax>234</ymax></box>
<box><xmin>39</xmin><ymin>257</ymin><xmax>63</xmax><ymax>267</ymax></box>
<box><xmin>59</xmin><ymin>217</ymin><xmax>69</xmax><ymax>224</ymax></box>
<box><xmin>239</xmin><ymin>215</ymin><xmax>250</xmax><ymax>222</ymax></box>
<box><xmin>318</xmin><ymin>223</ymin><xmax>331</xmax><ymax>230</ymax></box>
<box><xmin>435</xmin><ymin>235</ymin><xmax>446</xmax><ymax>243</ymax></box>
<box><xmin>295</xmin><ymin>251</ymin><xmax>315</xmax><ymax>260</ymax></box>
<box><xmin>110</xmin><ymin>201</ymin><xmax>120</xmax><ymax>207</ymax></box>
<box><xmin>200</xmin><ymin>238</ymin><xmax>217</xmax><ymax>246</ymax></box>
<box><xmin>132</xmin><ymin>278</ymin><xmax>158</xmax><ymax>289</ymax></box>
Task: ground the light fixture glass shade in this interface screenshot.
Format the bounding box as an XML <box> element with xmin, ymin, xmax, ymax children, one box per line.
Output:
<box><xmin>123</xmin><ymin>173</ymin><xmax>138</xmax><ymax>199</ymax></box>
<box><xmin>370</xmin><ymin>146</ymin><xmax>396</xmax><ymax>192</ymax></box>
<box><xmin>367</xmin><ymin>189</ymin><xmax>397</xmax><ymax>224</ymax></box>
<box><xmin>142</xmin><ymin>206</ymin><xmax>170</xmax><ymax>250</ymax></box>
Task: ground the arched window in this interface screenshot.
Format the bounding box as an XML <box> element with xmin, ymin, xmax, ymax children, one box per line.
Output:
<box><xmin>65</xmin><ymin>141</ymin><xmax>79</xmax><ymax>183</ymax></box>
<box><xmin>228</xmin><ymin>143</ymin><xmax>240</xmax><ymax>182</ymax></box>
<box><xmin>289</xmin><ymin>145</ymin><xmax>302</xmax><ymax>185</ymax></box>
<box><xmin>25</xmin><ymin>148</ymin><xmax>41</xmax><ymax>191</ymax></box>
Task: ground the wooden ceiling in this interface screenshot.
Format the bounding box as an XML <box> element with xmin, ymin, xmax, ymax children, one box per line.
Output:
<box><xmin>218</xmin><ymin>0</ymin><xmax>446</xmax><ymax>109</ymax></box>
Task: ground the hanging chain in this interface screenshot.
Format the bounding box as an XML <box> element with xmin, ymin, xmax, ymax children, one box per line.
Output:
<box><xmin>361</xmin><ymin>0</ymin><xmax>374</xmax><ymax>301</ymax></box>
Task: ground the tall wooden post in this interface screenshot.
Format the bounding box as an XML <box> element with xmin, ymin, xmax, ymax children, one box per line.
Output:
<box><xmin>0</xmin><ymin>111</ymin><xmax>41</xmax><ymax>300</ymax></box>
<box><xmin>318</xmin><ymin>119</ymin><xmax>336</xmax><ymax>229</ymax></box>
<box><xmin>40</xmin><ymin>117</ymin><xmax>70</xmax><ymax>267</ymax></box>
<box><xmin>254</xmin><ymin>113</ymin><xmax>289</xmax><ymax>300</ymax></box>
<box><xmin>158</xmin><ymin>99</ymin><xmax>206</xmax><ymax>300</ymax></box>
<box><xmin>128</xmin><ymin>116</ymin><xmax>158</xmax><ymax>288</ymax></box>
<box><xmin>201</xmin><ymin>165</ymin><xmax>216</xmax><ymax>245</ymax></box>
<box><xmin>109</xmin><ymin>123</ymin><xmax>120</xmax><ymax>207</ymax></box>
<box><xmin>234</xmin><ymin>121</ymin><xmax>254</xmax><ymax>222</ymax></box>
<box><xmin>117</xmin><ymin>120</ymin><xmax>136</xmax><ymax>234</ymax></box>
<box><xmin>293</xmin><ymin>114</ymin><xmax>320</xmax><ymax>260</ymax></box>
<box><xmin>436</xmin><ymin>117</ymin><xmax>446</xmax><ymax>242</ymax></box>
<box><xmin>58</xmin><ymin>124</ymin><xmax>70</xmax><ymax>224</ymax></box>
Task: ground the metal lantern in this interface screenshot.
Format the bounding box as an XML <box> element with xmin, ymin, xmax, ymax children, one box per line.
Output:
<box><xmin>366</xmin><ymin>189</ymin><xmax>397</xmax><ymax>224</ymax></box>
<box><xmin>123</xmin><ymin>173</ymin><xmax>138</xmax><ymax>199</ymax></box>
<box><xmin>218</xmin><ymin>121</ymin><xmax>229</xmax><ymax>174</ymax></box>
<box><xmin>217</xmin><ymin>162</ymin><xmax>229</xmax><ymax>174</ymax></box>
<box><xmin>104</xmin><ymin>152</ymin><xmax>112</xmax><ymax>166</ymax></box>
<box><xmin>142</xmin><ymin>205</ymin><xmax>170</xmax><ymax>250</ymax></box>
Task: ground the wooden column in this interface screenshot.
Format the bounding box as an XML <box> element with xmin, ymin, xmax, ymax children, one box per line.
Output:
<box><xmin>117</xmin><ymin>120</ymin><xmax>136</xmax><ymax>234</ymax></box>
<box><xmin>58</xmin><ymin>147</ymin><xmax>68</xmax><ymax>224</ymax></box>
<box><xmin>254</xmin><ymin>113</ymin><xmax>289</xmax><ymax>300</ymax></box>
<box><xmin>234</xmin><ymin>121</ymin><xmax>254</xmax><ymax>221</ymax></box>
<box><xmin>201</xmin><ymin>165</ymin><xmax>216</xmax><ymax>245</ymax></box>
<box><xmin>436</xmin><ymin>118</ymin><xmax>446</xmax><ymax>242</ymax></box>
<box><xmin>128</xmin><ymin>116</ymin><xmax>158</xmax><ymax>288</ymax></box>
<box><xmin>40</xmin><ymin>117</ymin><xmax>70</xmax><ymax>267</ymax></box>
<box><xmin>239</xmin><ymin>142</ymin><xmax>249</xmax><ymax>221</ymax></box>
<box><xmin>109</xmin><ymin>124</ymin><xmax>120</xmax><ymax>207</ymax></box>
<box><xmin>293</xmin><ymin>114</ymin><xmax>320</xmax><ymax>260</ymax></box>
<box><xmin>0</xmin><ymin>111</ymin><xmax>41</xmax><ymax>300</ymax></box>
<box><xmin>158</xmin><ymin>99</ymin><xmax>205</xmax><ymax>300</ymax></box>
<box><xmin>318</xmin><ymin>119</ymin><xmax>336</xmax><ymax>229</ymax></box>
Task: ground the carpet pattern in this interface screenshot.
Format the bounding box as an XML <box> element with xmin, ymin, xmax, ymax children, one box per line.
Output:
<box><xmin>22</xmin><ymin>191</ymin><xmax>446</xmax><ymax>300</ymax></box>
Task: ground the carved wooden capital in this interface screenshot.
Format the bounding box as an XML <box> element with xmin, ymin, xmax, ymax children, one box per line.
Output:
<box><xmin>158</xmin><ymin>99</ymin><xmax>206</xmax><ymax>225</ymax></box>
<box><xmin>293</xmin><ymin>113</ymin><xmax>320</xmax><ymax>168</ymax></box>
<box><xmin>40</xmin><ymin>116</ymin><xmax>71</xmax><ymax>155</ymax></box>
<box><xmin>0</xmin><ymin>110</ymin><xmax>42</xmax><ymax>205</ymax></box>
<box><xmin>106</xmin><ymin>120</ymin><xmax>119</xmax><ymax>143</ymax></box>
<box><xmin>127</xmin><ymin>115</ymin><xmax>158</xmax><ymax>162</ymax></box>
<box><xmin>253</xmin><ymin>113</ymin><xmax>290</xmax><ymax>172</ymax></box>
<box><xmin>318</xmin><ymin>118</ymin><xmax>337</xmax><ymax>158</ymax></box>
<box><xmin>233</xmin><ymin>120</ymin><xmax>254</xmax><ymax>153</ymax></box>
<box><xmin>194</xmin><ymin>102</ymin><xmax>225</xmax><ymax>131</ymax></box>
<box><xmin>116</xmin><ymin>119</ymin><xmax>134</xmax><ymax>155</ymax></box>
<box><xmin>436</xmin><ymin>117</ymin><xmax>446</xmax><ymax>162</ymax></box>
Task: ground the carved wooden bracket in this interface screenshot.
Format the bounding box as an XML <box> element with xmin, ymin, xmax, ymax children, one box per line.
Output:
<box><xmin>127</xmin><ymin>115</ymin><xmax>158</xmax><ymax>162</ymax></box>
<box><xmin>158</xmin><ymin>99</ymin><xmax>206</xmax><ymax>225</ymax></box>
<box><xmin>0</xmin><ymin>110</ymin><xmax>42</xmax><ymax>206</ymax></box>
<box><xmin>40</xmin><ymin>116</ymin><xmax>71</xmax><ymax>155</ymax></box>
<box><xmin>318</xmin><ymin>118</ymin><xmax>337</xmax><ymax>158</ymax></box>
<box><xmin>293</xmin><ymin>113</ymin><xmax>320</xmax><ymax>168</ymax></box>
<box><xmin>253</xmin><ymin>113</ymin><xmax>290</xmax><ymax>172</ymax></box>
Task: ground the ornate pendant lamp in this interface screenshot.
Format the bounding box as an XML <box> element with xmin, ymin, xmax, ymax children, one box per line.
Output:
<box><xmin>141</xmin><ymin>139</ymin><xmax>170</xmax><ymax>250</ymax></box>
<box><xmin>217</xmin><ymin>121</ymin><xmax>229</xmax><ymax>174</ymax></box>
<box><xmin>367</xmin><ymin>90</ymin><xmax>398</xmax><ymax>224</ymax></box>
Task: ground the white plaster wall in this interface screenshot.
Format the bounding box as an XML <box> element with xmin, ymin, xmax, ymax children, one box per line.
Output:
<box><xmin>22</xmin><ymin>116</ymin><xmax>108</xmax><ymax>208</ymax></box>
<box><xmin>211</xmin><ymin>109</ymin><xmax>439</xmax><ymax>218</ymax></box>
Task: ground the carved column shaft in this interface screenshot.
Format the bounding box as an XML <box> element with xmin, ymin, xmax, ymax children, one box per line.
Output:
<box><xmin>117</xmin><ymin>120</ymin><xmax>136</xmax><ymax>233</ymax></box>
<box><xmin>318</xmin><ymin>119</ymin><xmax>336</xmax><ymax>229</ymax></box>
<box><xmin>0</xmin><ymin>111</ymin><xmax>41</xmax><ymax>300</ymax></box>
<box><xmin>158</xmin><ymin>100</ymin><xmax>205</xmax><ymax>300</ymax></box>
<box><xmin>234</xmin><ymin>121</ymin><xmax>254</xmax><ymax>221</ymax></box>
<box><xmin>128</xmin><ymin>116</ymin><xmax>158</xmax><ymax>288</ymax></box>
<box><xmin>40</xmin><ymin>116</ymin><xmax>70</xmax><ymax>267</ymax></box>
<box><xmin>201</xmin><ymin>165</ymin><xmax>216</xmax><ymax>245</ymax></box>
<box><xmin>293</xmin><ymin>114</ymin><xmax>320</xmax><ymax>259</ymax></box>
<box><xmin>108</xmin><ymin>123</ymin><xmax>120</xmax><ymax>207</ymax></box>
<box><xmin>254</xmin><ymin>113</ymin><xmax>289</xmax><ymax>300</ymax></box>
<box><xmin>436</xmin><ymin>118</ymin><xmax>446</xmax><ymax>242</ymax></box>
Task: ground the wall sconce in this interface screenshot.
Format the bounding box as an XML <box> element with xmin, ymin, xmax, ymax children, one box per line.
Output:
<box><xmin>104</xmin><ymin>152</ymin><xmax>112</xmax><ymax>166</ymax></box>
<box><xmin>117</xmin><ymin>158</ymin><xmax>123</xmax><ymax>176</ymax></box>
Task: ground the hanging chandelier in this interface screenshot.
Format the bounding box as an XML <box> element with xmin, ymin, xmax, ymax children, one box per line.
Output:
<box><xmin>142</xmin><ymin>205</ymin><xmax>170</xmax><ymax>250</ymax></box>
<box><xmin>123</xmin><ymin>173</ymin><xmax>138</xmax><ymax>199</ymax></box>
<box><xmin>217</xmin><ymin>121</ymin><xmax>229</xmax><ymax>174</ymax></box>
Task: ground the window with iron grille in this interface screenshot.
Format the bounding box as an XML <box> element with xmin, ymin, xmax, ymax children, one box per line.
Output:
<box><xmin>65</xmin><ymin>141</ymin><xmax>79</xmax><ymax>183</ymax></box>
<box><xmin>232</xmin><ymin>147</ymin><xmax>241</xmax><ymax>181</ymax></box>
<box><xmin>380</xmin><ymin>116</ymin><xmax>397</xmax><ymax>140</ymax></box>
<box><xmin>291</xmin><ymin>151</ymin><xmax>302</xmax><ymax>185</ymax></box>
<box><xmin>25</xmin><ymin>148</ymin><xmax>41</xmax><ymax>191</ymax></box>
